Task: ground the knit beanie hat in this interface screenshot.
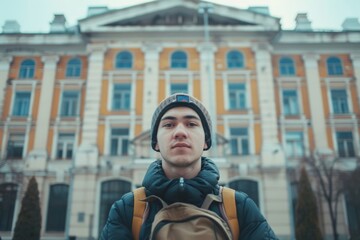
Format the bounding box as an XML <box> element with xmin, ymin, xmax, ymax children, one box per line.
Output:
<box><xmin>151</xmin><ymin>93</ymin><xmax>212</xmax><ymax>151</ymax></box>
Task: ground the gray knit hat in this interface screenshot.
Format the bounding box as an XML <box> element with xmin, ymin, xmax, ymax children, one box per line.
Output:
<box><xmin>151</xmin><ymin>93</ymin><xmax>212</xmax><ymax>151</ymax></box>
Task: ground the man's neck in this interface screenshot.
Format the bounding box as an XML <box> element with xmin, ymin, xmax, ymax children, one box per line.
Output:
<box><xmin>162</xmin><ymin>159</ymin><xmax>202</xmax><ymax>179</ymax></box>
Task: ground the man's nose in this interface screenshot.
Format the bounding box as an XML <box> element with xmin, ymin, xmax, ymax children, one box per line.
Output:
<box><xmin>173</xmin><ymin>123</ymin><xmax>188</xmax><ymax>139</ymax></box>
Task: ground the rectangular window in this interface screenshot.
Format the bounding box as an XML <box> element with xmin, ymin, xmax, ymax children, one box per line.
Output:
<box><xmin>56</xmin><ymin>133</ymin><xmax>75</xmax><ymax>159</ymax></box>
<box><xmin>112</xmin><ymin>84</ymin><xmax>131</xmax><ymax>110</ymax></box>
<box><xmin>60</xmin><ymin>91</ymin><xmax>79</xmax><ymax>117</ymax></box>
<box><xmin>230</xmin><ymin>128</ymin><xmax>249</xmax><ymax>155</ymax></box>
<box><xmin>12</xmin><ymin>92</ymin><xmax>31</xmax><ymax>116</ymax></box>
<box><xmin>282</xmin><ymin>90</ymin><xmax>299</xmax><ymax>115</ymax></box>
<box><xmin>110</xmin><ymin>128</ymin><xmax>129</xmax><ymax>156</ymax></box>
<box><xmin>228</xmin><ymin>83</ymin><xmax>246</xmax><ymax>110</ymax></box>
<box><xmin>331</xmin><ymin>89</ymin><xmax>349</xmax><ymax>114</ymax></box>
<box><xmin>285</xmin><ymin>132</ymin><xmax>304</xmax><ymax>157</ymax></box>
<box><xmin>170</xmin><ymin>83</ymin><xmax>188</xmax><ymax>94</ymax></box>
<box><xmin>336</xmin><ymin>132</ymin><xmax>355</xmax><ymax>157</ymax></box>
<box><xmin>7</xmin><ymin>134</ymin><xmax>25</xmax><ymax>159</ymax></box>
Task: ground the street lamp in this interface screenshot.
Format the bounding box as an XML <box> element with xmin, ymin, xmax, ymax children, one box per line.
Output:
<box><xmin>198</xmin><ymin>2</ymin><xmax>218</xmax><ymax>156</ymax></box>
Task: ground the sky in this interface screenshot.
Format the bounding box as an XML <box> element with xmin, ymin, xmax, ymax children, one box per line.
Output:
<box><xmin>0</xmin><ymin>0</ymin><xmax>359</xmax><ymax>33</ymax></box>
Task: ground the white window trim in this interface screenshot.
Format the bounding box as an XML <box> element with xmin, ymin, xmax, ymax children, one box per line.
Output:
<box><xmin>332</xmin><ymin>128</ymin><xmax>359</xmax><ymax>158</ymax></box>
<box><xmin>324</xmin><ymin>78</ymin><xmax>353</xmax><ymax>115</ymax></box>
<box><xmin>222</xmin><ymin>70</ymin><xmax>252</xmax><ymax>112</ymax></box>
<box><xmin>51</xmin><ymin>127</ymin><xmax>79</xmax><ymax>159</ymax></box>
<box><xmin>164</xmin><ymin>71</ymin><xmax>194</xmax><ymax>97</ymax></box>
<box><xmin>9</xmin><ymin>80</ymin><xmax>37</xmax><ymax>120</ymax></box>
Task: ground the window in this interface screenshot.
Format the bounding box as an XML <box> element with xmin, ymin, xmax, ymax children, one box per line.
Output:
<box><xmin>66</xmin><ymin>58</ymin><xmax>82</xmax><ymax>77</ymax></box>
<box><xmin>327</xmin><ymin>57</ymin><xmax>343</xmax><ymax>75</ymax></box>
<box><xmin>279</xmin><ymin>57</ymin><xmax>295</xmax><ymax>76</ymax></box>
<box><xmin>171</xmin><ymin>51</ymin><xmax>187</xmax><ymax>69</ymax></box>
<box><xmin>0</xmin><ymin>183</ymin><xmax>18</xmax><ymax>231</ymax></box>
<box><xmin>229</xmin><ymin>180</ymin><xmax>259</xmax><ymax>208</ymax></box>
<box><xmin>115</xmin><ymin>51</ymin><xmax>132</xmax><ymax>69</ymax></box>
<box><xmin>336</xmin><ymin>132</ymin><xmax>355</xmax><ymax>157</ymax></box>
<box><xmin>345</xmin><ymin>191</ymin><xmax>360</xmax><ymax>237</ymax></box>
<box><xmin>60</xmin><ymin>91</ymin><xmax>80</xmax><ymax>117</ymax></box>
<box><xmin>285</xmin><ymin>132</ymin><xmax>304</xmax><ymax>157</ymax></box>
<box><xmin>170</xmin><ymin>83</ymin><xmax>188</xmax><ymax>94</ymax></box>
<box><xmin>56</xmin><ymin>133</ymin><xmax>75</xmax><ymax>159</ymax></box>
<box><xmin>282</xmin><ymin>90</ymin><xmax>299</xmax><ymax>115</ymax></box>
<box><xmin>99</xmin><ymin>180</ymin><xmax>131</xmax><ymax>234</ymax></box>
<box><xmin>19</xmin><ymin>59</ymin><xmax>35</xmax><ymax>79</ymax></box>
<box><xmin>12</xmin><ymin>92</ymin><xmax>31</xmax><ymax>116</ymax></box>
<box><xmin>46</xmin><ymin>184</ymin><xmax>68</xmax><ymax>231</ymax></box>
<box><xmin>110</xmin><ymin>128</ymin><xmax>129</xmax><ymax>156</ymax></box>
<box><xmin>112</xmin><ymin>84</ymin><xmax>131</xmax><ymax>110</ymax></box>
<box><xmin>230</xmin><ymin>128</ymin><xmax>249</xmax><ymax>155</ymax></box>
<box><xmin>331</xmin><ymin>89</ymin><xmax>349</xmax><ymax>114</ymax></box>
<box><xmin>290</xmin><ymin>182</ymin><xmax>298</xmax><ymax>230</ymax></box>
<box><xmin>7</xmin><ymin>134</ymin><xmax>25</xmax><ymax>159</ymax></box>
<box><xmin>227</xmin><ymin>51</ymin><xmax>244</xmax><ymax>69</ymax></box>
<box><xmin>228</xmin><ymin>83</ymin><xmax>246</xmax><ymax>110</ymax></box>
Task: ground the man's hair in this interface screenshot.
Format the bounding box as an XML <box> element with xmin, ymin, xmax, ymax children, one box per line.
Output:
<box><xmin>150</xmin><ymin>93</ymin><xmax>212</xmax><ymax>152</ymax></box>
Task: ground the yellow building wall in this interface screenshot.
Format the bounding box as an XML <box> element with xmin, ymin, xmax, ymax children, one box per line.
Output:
<box><xmin>56</xmin><ymin>55</ymin><xmax>88</xmax><ymax>80</ymax></box>
<box><xmin>135</xmin><ymin>80</ymin><xmax>144</xmax><ymax>116</ymax></box>
<box><xmin>100</xmin><ymin>80</ymin><xmax>109</xmax><ymax>115</ymax></box>
<box><xmin>215</xmin><ymin>79</ymin><xmax>225</xmax><ymax>114</ymax></box>
<box><xmin>27</xmin><ymin>128</ymin><xmax>35</xmax><ymax>153</ymax></box>
<box><xmin>31</xmin><ymin>87</ymin><xmax>41</xmax><ymax>121</ymax></box>
<box><xmin>193</xmin><ymin>79</ymin><xmax>201</xmax><ymax>100</ymax></box>
<box><xmin>254</xmin><ymin>123</ymin><xmax>262</xmax><ymax>154</ymax></box>
<box><xmin>135</xmin><ymin>124</ymin><xmax>142</xmax><ymax>137</ymax></box>
<box><xmin>47</xmin><ymin>129</ymin><xmax>54</xmax><ymax>155</ymax></box>
<box><xmin>158</xmin><ymin>80</ymin><xmax>166</xmax><ymax>103</ymax></box>
<box><xmin>98</xmin><ymin>124</ymin><xmax>105</xmax><ymax>155</ymax></box>
<box><xmin>2</xmin><ymin>88</ymin><xmax>12</xmax><ymax>120</ymax></box>
<box><xmin>318</xmin><ymin>54</ymin><xmax>353</xmax><ymax>78</ymax></box>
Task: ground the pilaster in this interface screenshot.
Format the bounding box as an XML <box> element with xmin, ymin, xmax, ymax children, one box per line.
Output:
<box><xmin>141</xmin><ymin>43</ymin><xmax>162</xmax><ymax>131</ymax></box>
<box><xmin>0</xmin><ymin>55</ymin><xmax>13</xmax><ymax>117</ymax></box>
<box><xmin>350</xmin><ymin>53</ymin><xmax>360</xmax><ymax>108</ymax></box>
<box><xmin>27</xmin><ymin>55</ymin><xmax>59</xmax><ymax>171</ymax></box>
<box><xmin>252</xmin><ymin>43</ymin><xmax>284</xmax><ymax>166</ymax></box>
<box><xmin>302</xmin><ymin>53</ymin><xmax>331</xmax><ymax>154</ymax></box>
<box><xmin>75</xmin><ymin>44</ymin><xmax>106</xmax><ymax>167</ymax></box>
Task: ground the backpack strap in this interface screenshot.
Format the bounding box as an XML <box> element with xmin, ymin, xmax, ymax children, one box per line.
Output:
<box><xmin>132</xmin><ymin>187</ymin><xmax>146</xmax><ymax>240</ymax></box>
<box><xmin>222</xmin><ymin>187</ymin><xmax>239</xmax><ymax>240</ymax></box>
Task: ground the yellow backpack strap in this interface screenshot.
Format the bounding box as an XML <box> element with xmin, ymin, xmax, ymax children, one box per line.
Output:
<box><xmin>132</xmin><ymin>187</ymin><xmax>146</xmax><ymax>240</ymax></box>
<box><xmin>222</xmin><ymin>187</ymin><xmax>240</xmax><ymax>240</ymax></box>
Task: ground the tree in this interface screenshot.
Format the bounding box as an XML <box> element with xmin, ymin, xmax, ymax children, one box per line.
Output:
<box><xmin>295</xmin><ymin>167</ymin><xmax>323</xmax><ymax>240</ymax></box>
<box><xmin>13</xmin><ymin>176</ymin><xmax>42</xmax><ymax>240</ymax></box>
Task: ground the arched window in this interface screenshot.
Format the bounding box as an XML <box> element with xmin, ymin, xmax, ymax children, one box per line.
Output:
<box><xmin>99</xmin><ymin>180</ymin><xmax>131</xmax><ymax>233</ymax></box>
<box><xmin>66</xmin><ymin>58</ymin><xmax>82</xmax><ymax>77</ymax></box>
<box><xmin>229</xmin><ymin>179</ymin><xmax>259</xmax><ymax>208</ymax></box>
<box><xmin>115</xmin><ymin>51</ymin><xmax>133</xmax><ymax>69</ymax></box>
<box><xmin>46</xmin><ymin>184</ymin><xmax>69</xmax><ymax>231</ymax></box>
<box><xmin>171</xmin><ymin>51</ymin><xmax>187</xmax><ymax>69</ymax></box>
<box><xmin>327</xmin><ymin>57</ymin><xmax>343</xmax><ymax>75</ymax></box>
<box><xmin>0</xmin><ymin>183</ymin><xmax>18</xmax><ymax>231</ymax></box>
<box><xmin>279</xmin><ymin>57</ymin><xmax>295</xmax><ymax>76</ymax></box>
<box><xmin>19</xmin><ymin>59</ymin><xmax>35</xmax><ymax>79</ymax></box>
<box><xmin>227</xmin><ymin>50</ymin><xmax>244</xmax><ymax>69</ymax></box>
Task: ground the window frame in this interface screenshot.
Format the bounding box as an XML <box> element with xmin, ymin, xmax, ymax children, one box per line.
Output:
<box><xmin>228</xmin><ymin>83</ymin><xmax>246</xmax><ymax>110</ymax></box>
<box><xmin>330</xmin><ymin>89</ymin><xmax>349</xmax><ymax>114</ymax></box>
<box><xmin>285</xmin><ymin>131</ymin><xmax>305</xmax><ymax>158</ymax></box>
<box><xmin>45</xmin><ymin>184</ymin><xmax>69</xmax><ymax>232</ymax></box>
<box><xmin>170</xmin><ymin>50</ymin><xmax>188</xmax><ymax>69</ymax></box>
<box><xmin>56</xmin><ymin>133</ymin><xmax>76</xmax><ymax>160</ymax></box>
<box><xmin>6</xmin><ymin>133</ymin><xmax>26</xmax><ymax>159</ymax></box>
<box><xmin>282</xmin><ymin>89</ymin><xmax>300</xmax><ymax>116</ymax></box>
<box><xmin>110</xmin><ymin>128</ymin><xmax>130</xmax><ymax>156</ymax></box>
<box><xmin>279</xmin><ymin>57</ymin><xmax>296</xmax><ymax>76</ymax></box>
<box><xmin>65</xmin><ymin>58</ymin><xmax>82</xmax><ymax>78</ymax></box>
<box><xmin>115</xmin><ymin>51</ymin><xmax>133</xmax><ymax>69</ymax></box>
<box><xmin>59</xmin><ymin>90</ymin><xmax>80</xmax><ymax>117</ymax></box>
<box><xmin>326</xmin><ymin>57</ymin><xmax>343</xmax><ymax>76</ymax></box>
<box><xmin>18</xmin><ymin>59</ymin><xmax>35</xmax><ymax>79</ymax></box>
<box><xmin>229</xmin><ymin>128</ymin><xmax>249</xmax><ymax>156</ymax></box>
<box><xmin>227</xmin><ymin>50</ymin><xmax>245</xmax><ymax>69</ymax></box>
<box><xmin>12</xmin><ymin>91</ymin><xmax>31</xmax><ymax>117</ymax></box>
<box><xmin>112</xmin><ymin>83</ymin><xmax>131</xmax><ymax>111</ymax></box>
<box><xmin>170</xmin><ymin>83</ymin><xmax>188</xmax><ymax>94</ymax></box>
<box><xmin>335</xmin><ymin>131</ymin><xmax>355</xmax><ymax>158</ymax></box>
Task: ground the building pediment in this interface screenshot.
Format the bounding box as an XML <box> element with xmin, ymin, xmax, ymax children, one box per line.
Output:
<box><xmin>79</xmin><ymin>0</ymin><xmax>280</xmax><ymax>32</ymax></box>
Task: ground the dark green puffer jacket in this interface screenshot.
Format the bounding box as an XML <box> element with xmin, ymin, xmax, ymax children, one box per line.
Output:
<box><xmin>100</xmin><ymin>158</ymin><xmax>278</xmax><ymax>240</ymax></box>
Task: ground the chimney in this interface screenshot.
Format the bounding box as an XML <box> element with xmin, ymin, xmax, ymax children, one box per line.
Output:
<box><xmin>342</xmin><ymin>18</ymin><xmax>360</xmax><ymax>31</ymax></box>
<box><xmin>2</xmin><ymin>20</ymin><xmax>21</xmax><ymax>33</ymax></box>
<box><xmin>87</xmin><ymin>6</ymin><xmax>109</xmax><ymax>17</ymax></box>
<box><xmin>50</xmin><ymin>14</ymin><xmax>67</xmax><ymax>33</ymax></box>
<box><xmin>295</xmin><ymin>13</ymin><xmax>312</xmax><ymax>31</ymax></box>
<box><xmin>247</xmin><ymin>6</ymin><xmax>270</xmax><ymax>16</ymax></box>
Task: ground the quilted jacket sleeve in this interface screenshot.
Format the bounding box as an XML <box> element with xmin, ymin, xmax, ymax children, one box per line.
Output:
<box><xmin>235</xmin><ymin>191</ymin><xmax>279</xmax><ymax>240</ymax></box>
<box><xmin>99</xmin><ymin>192</ymin><xmax>134</xmax><ymax>240</ymax></box>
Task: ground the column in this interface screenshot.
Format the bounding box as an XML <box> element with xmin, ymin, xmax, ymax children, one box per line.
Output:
<box><xmin>75</xmin><ymin>44</ymin><xmax>106</xmax><ymax>167</ymax></box>
<box><xmin>197</xmin><ymin>43</ymin><xmax>218</xmax><ymax>156</ymax></box>
<box><xmin>350</xmin><ymin>53</ymin><xmax>360</xmax><ymax>108</ymax></box>
<box><xmin>252</xmin><ymin>43</ymin><xmax>284</xmax><ymax>166</ymax></box>
<box><xmin>27</xmin><ymin>55</ymin><xmax>59</xmax><ymax>170</ymax></box>
<box><xmin>141</xmin><ymin>43</ymin><xmax>162</xmax><ymax>131</ymax></box>
<box><xmin>302</xmin><ymin>53</ymin><xmax>331</xmax><ymax>154</ymax></box>
<box><xmin>0</xmin><ymin>55</ymin><xmax>13</xmax><ymax>117</ymax></box>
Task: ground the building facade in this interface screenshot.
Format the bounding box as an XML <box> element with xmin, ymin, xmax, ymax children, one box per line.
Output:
<box><xmin>0</xmin><ymin>0</ymin><xmax>360</xmax><ymax>239</ymax></box>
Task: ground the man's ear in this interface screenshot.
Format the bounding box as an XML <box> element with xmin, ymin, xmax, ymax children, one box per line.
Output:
<box><xmin>203</xmin><ymin>142</ymin><xmax>208</xmax><ymax>150</ymax></box>
<box><xmin>155</xmin><ymin>143</ymin><xmax>160</xmax><ymax>151</ymax></box>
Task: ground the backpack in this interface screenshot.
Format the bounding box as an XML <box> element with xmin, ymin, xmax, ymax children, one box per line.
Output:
<box><xmin>132</xmin><ymin>187</ymin><xmax>239</xmax><ymax>240</ymax></box>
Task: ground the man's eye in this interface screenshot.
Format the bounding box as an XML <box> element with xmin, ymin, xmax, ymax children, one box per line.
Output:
<box><xmin>188</xmin><ymin>122</ymin><xmax>198</xmax><ymax>127</ymax></box>
<box><xmin>162</xmin><ymin>123</ymin><xmax>173</xmax><ymax>128</ymax></box>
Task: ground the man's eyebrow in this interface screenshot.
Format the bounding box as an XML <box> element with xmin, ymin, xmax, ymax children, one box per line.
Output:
<box><xmin>160</xmin><ymin>115</ymin><xmax>201</xmax><ymax>121</ymax></box>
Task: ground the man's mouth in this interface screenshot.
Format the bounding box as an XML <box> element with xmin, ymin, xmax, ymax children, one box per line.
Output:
<box><xmin>172</xmin><ymin>143</ymin><xmax>191</xmax><ymax>148</ymax></box>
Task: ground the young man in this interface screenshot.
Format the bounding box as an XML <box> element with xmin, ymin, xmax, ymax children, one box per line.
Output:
<box><xmin>100</xmin><ymin>93</ymin><xmax>278</xmax><ymax>239</ymax></box>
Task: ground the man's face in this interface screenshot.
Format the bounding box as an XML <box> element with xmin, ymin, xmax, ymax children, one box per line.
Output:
<box><xmin>155</xmin><ymin>106</ymin><xmax>207</xmax><ymax>168</ymax></box>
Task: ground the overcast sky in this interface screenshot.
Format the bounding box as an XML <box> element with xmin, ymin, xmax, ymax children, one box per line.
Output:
<box><xmin>1</xmin><ymin>0</ymin><xmax>359</xmax><ymax>33</ymax></box>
